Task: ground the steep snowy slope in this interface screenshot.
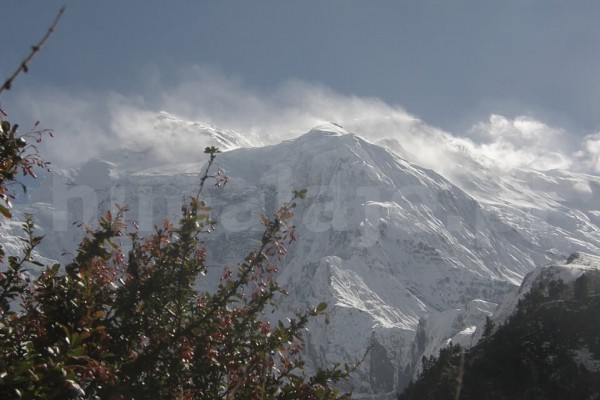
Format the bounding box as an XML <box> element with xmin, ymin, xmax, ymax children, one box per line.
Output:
<box><xmin>8</xmin><ymin>123</ymin><xmax>600</xmax><ymax>397</ymax></box>
<box><xmin>204</xmin><ymin>126</ymin><xmax>534</xmax><ymax>394</ymax></box>
<box><xmin>379</xmin><ymin>129</ymin><xmax>600</xmax><ymax>262</ymax></box>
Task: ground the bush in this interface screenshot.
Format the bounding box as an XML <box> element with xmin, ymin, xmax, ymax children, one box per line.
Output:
<box><xmin>0</xmin><ymin>138</ymin><xmax>351</xmax><ymax>399</ymax></box>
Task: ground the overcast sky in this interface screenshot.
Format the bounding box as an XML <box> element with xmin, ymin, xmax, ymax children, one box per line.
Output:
<box><xmin>2</xmin><ymin>1</ymin><xmax>600</xmax><ymax>169</ymax></box>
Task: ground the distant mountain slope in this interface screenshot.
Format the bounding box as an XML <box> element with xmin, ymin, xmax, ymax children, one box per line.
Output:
<box><xmin>399</xmin><ymin>252</ymin><xmax>600</xmax><ymax>400</ymax></box>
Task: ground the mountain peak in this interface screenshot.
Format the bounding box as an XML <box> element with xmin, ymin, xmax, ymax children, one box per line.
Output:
<box><xmin>308</xmin><ymin>122</ymin><xmax>348</xmax><ymax>136</ymax></box>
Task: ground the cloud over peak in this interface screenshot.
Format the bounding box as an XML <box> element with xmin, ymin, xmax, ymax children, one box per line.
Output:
<box><xmin>7</xmin><ymin>65</ymin><xmax>600</xmax><ymax>181</ymax></box>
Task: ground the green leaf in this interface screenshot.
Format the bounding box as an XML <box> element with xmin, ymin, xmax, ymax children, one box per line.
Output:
<box><xmin>0</xmin><ymin>204</ymin><xmax>12</xmax><ymax>218</ymax></box>
<box><xmin>316</xmin><ymin>302</ymin><xmax>327</xmax><ymax>313</ymax></box>
<box><xmin>293</xmin><ymin>189</ymin><xmax>307</xmax><ymax>199</ymax></box>
<box><xmin>14</xmin><ymin>359</ymin><xmax>33</xmax><ymax>376</ymax></box>
<box><xmin>1</xmin><ymin>120</ymin><xmax>10</xmax><ymax>134</ymax></box>
<box><xmin>68</xmin><ymin>346</ymin><xmax>85</xmax><ymax>358</ymax></box>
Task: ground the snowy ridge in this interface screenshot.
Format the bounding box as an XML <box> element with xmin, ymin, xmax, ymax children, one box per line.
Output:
<box><xmin>153</xmin><ymin>111</ymin><xmax>257</xmax><ymax>151</ymax></box>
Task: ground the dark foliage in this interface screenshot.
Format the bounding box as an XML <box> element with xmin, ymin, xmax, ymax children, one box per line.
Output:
<box><xmin>399</xmin><ymin>275</ymin><xmax>600</xmax><ymax>400</ymax></box>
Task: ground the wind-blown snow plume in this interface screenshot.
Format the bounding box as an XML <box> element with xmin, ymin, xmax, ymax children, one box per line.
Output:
<box><xmin>576</xmin><ymin>132</ymin><xmax>600</xmax><ymax>173</ymax></box>
<box><xmin>8</xmin><ymin>65</ymin><xmax>596</xmax><ymax>177</ymax></box>
<box><xmin>469</xmin><ymin>114</ymin><xmax>572</xmax><ymax>171</ymax></box>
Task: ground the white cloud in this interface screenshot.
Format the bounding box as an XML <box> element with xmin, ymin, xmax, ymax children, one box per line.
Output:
<box><xmin>10</xmin><ymin>67</ymin><xmax>421</xmax><ymax>168</ymax></box>
<box><xmin>576</xmin><ymin>132</ymin><xmax>600</xmax><ymax>173</ymax></box>
<box><xmin>6</xmin><ymin>65</ymin><xmax>595</xmax><ymax>180</ymax></box>
<box><xmin>12</xmin><ymin>88</ymin><xmax>114</xmax><ymax>167</ymax></box>
<box><xmin>468</xmin><ymin>114</ymin><xmax>572</xmax><ymax>171</ymax></box>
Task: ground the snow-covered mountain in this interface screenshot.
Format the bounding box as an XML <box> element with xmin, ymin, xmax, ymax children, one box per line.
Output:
<box><xmin>6</xmin><ymin>118</ymin><xmax>600</xmax><ymax>397</ymax></box>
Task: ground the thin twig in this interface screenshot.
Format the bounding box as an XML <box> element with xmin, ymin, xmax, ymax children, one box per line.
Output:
<box><xmin>196</xmin><ymin>149</ymin><xmax>219</xmax><ymax>199</ymax></box>
<box><xmin>0</xmin><ymin>6</ymin><xmax>66</xmax><ymax>95</ymax></box>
